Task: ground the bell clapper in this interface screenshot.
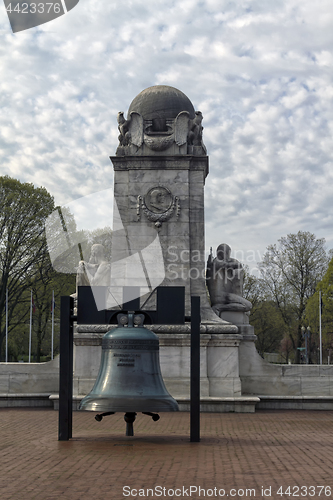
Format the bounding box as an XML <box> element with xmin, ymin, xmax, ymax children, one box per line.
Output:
<box><xmin>124</xmin><ymin>412</ymin><xmax>137</xmax><ymax>436</ymax></box>
<box><xmin>142</xmin><ymin>412</ymin><xmax>160</xmax><ymax>422</ymax></box>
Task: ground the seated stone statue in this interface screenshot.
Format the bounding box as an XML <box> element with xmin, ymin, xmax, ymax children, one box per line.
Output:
<box><xmin>206</xmin><ymin>243</ymin><xmax>252</xmax><ymax>317</ymax></box>
<box><xmin>76</xmin><ymin>244</ymin><xmax>110</xmax><ymax>288</ymax></box>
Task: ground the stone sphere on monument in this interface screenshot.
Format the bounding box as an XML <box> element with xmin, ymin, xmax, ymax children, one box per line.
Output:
<box><xmin>128</xmin><ymin>85</ymin><xmax>196</xmax><ymax>122</ymax></box>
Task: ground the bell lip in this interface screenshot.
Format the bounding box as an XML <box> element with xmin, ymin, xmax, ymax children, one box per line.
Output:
<box><xmin>79</xmin><ymin>396</ymin><xmax>179</xmax><ymax>413</ymax></box>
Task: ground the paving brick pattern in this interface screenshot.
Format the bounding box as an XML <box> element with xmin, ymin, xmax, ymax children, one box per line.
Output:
<box><xmin>0</xmin><ymin>409</ymin><xmax>333</xmax><ymax>500</ymax></box>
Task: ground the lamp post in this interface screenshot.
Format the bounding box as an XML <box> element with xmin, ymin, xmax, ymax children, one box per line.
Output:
<box><xmin>301</xmin><ymin>326</ymin><xmax>311</xmax><ymax>364</ymax></box>
<box><xmin>319</xmin><ymin>291</ymin><xmax>322</xmax><ymax>364</ymax></box>
<box><xmin>307</xmin><ymin>326</ymin><xmax>311</xmax><ymax>364</ymax></box>
<box><xmin>301</xmin><ymin>326</ymin><xmax>305</xmax><ymax>364</ymax></box>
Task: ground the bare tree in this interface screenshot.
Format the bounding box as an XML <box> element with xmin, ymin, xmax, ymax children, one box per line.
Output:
<box><xmin>259</xmin><ymin>231</ymin><xmax>329</xmax><ymax>363</ymax></box>
<box><xmin>0</xmin><ymin>176</ymin><xmax>54</xmax><ymax>359</ymax></box>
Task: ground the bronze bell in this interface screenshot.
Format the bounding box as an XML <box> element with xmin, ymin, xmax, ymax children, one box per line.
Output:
<box><xmin>79</xmin><ymin>312</ymin><xmax>178</xmax><ymax>432</ymax></box>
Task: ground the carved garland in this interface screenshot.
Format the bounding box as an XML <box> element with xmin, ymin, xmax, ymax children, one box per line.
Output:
<box><xmin>137</xmin><ymin>188</ymin><xmax>180</xmax><ymax>228</ymax></box>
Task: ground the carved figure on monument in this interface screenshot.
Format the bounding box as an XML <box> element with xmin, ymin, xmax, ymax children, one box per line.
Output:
<box><xmin>117</xmin><ymin>111</ymin><xmax>131</xmax><ymax>146</ymax></box>
<box><xmin>76</xmin><ymin>244</ymin><xmax>111</xmax><ymax>288</ymax></box>
<box><xmin>206</xmin><ymin>244</ymin><xmax>252</xmax><ymax>317</ymax></box>
<box><xmin>188</xmin><ymin>111</ymin><xmax>203</xmax><ymax>146</ymax></box>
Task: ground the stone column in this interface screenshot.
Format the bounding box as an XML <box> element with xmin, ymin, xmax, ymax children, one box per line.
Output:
<box><xmin>110</xmin><ymin>154</ymin><xmax>219</xmax><ymax>321</ymax></box>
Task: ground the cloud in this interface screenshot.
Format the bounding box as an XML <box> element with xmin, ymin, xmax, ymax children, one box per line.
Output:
<box><xmin>1</xmin><ymin>0</ymin><xmax>333</xmax><ymax>272</ymax></box>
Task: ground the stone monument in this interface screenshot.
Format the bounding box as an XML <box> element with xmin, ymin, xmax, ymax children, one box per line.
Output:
<box><xmin>110</xmin><ymin>85</ymin><xmax>229</xmax><ymax>323</ymax></box>
<box><xmin>73</xmin><ymin>85</ymin><xmax>258</xmax><ymax>411</ymax></box>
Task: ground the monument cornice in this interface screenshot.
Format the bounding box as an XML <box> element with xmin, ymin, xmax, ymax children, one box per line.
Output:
<box><xmin>75</xmin><ymin>323</ymin><xmax>239</xmax><ymax>337</ymax></box>
<box><xmin>110</xmin><ymin>155</ymin><xmax>209</xmax><ymax>177</ymax></box>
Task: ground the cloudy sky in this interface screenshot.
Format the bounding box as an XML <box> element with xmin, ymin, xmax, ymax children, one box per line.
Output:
<box><xmin>1</xmin><ymin>0</ymin><xmax>333</xmax><ymax>272</ymax></box>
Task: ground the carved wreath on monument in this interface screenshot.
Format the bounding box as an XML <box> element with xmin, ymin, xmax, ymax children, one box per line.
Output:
<box><xmin>137</xmin><ymin>186</ymin><xmax>180</xmax><ymax>228</ymax></box>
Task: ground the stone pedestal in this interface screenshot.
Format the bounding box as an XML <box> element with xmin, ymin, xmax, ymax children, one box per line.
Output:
<box><xmin>220</xmin><ymin>310</ymin><xmax>255</xmax><ymax>337</ymax></box>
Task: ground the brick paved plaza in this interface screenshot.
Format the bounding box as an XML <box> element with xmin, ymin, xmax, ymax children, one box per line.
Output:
<box><xmin>1</xmin><ymin>409</ymin><xmax>333</xmax><ymax>500</ymax></box>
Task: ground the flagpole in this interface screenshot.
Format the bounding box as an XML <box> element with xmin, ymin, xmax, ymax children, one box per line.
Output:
<box><xmin>29</xmin><ymin>290</ymin><xmax>32</xmax><ymax>363</ymax></box>
<box><xmin>51</xmin><ymin>290</ymin><xmax>54</xmax><ymax>360</ymax></box>
<box><xmin>319</xmin><ymin>290</ymin><xmax>322</xmax><ymax>365</ymax></box>
<box><xmin>5</xmin><ymin>287</ymin><xmax>8</xmax><ymax>363</ymax></box>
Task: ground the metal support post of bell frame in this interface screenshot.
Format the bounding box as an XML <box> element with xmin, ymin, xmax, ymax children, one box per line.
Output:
<box><xmin>58</xmin><ymin>296</ymin><xmax>75</xmax><ymax>441</ymax></box>
<box><xmin>190</xmin><ymin>296</ymin><xmax>200</xmax><ymax>442</ymax></box>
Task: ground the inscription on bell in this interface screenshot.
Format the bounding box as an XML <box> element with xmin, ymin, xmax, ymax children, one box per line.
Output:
<box><xmin>113</xmin><ymin>352</ymin><xmax>141</xmax><ymax>368</ymax></box>
<box><xmin>118</xmin><ymin>361</ymin><xmax>134</xmax><ymax>367</ymax></box>
<box><xmin>103</xmin><ymin>339</ymin><xmax>159</xmax><ymax>350</ymax></box>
